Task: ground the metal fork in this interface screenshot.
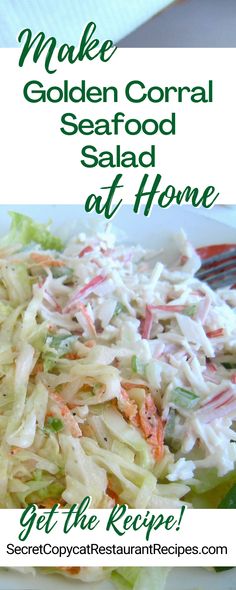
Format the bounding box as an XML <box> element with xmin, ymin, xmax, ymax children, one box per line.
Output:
<box><xmin>195</xmin><ymin>244</ymin><xmax>236</xmax><ymax>289</ymax></box>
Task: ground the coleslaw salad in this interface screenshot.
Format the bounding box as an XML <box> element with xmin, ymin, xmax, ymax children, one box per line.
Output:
<box><xmin>0</xmin><ymin>212</ymin><xmax>236</xmax><ymax>588</ymax></box>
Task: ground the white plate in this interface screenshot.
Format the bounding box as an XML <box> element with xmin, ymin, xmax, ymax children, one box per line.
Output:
<box><xmin>0</xmin><ymin>204</ymin><xmax>236</xmax><ymax>249</ymax></box>
<box><xmin>0</xmin><ymin>204</ymin><xmax>235</xmax><ymax>590</ymax></box>
<box><xmin>1</xmin><ymin>567</ymin><xmax>236</xmax><ymax>590</ymax></box>
<box><xmin>0</xmin><ymin>0</ymin><xmax>176</xmax><ymax>47</ymax></box>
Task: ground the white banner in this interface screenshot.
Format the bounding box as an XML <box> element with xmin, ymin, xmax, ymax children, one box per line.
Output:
<box><xmin>0</xmin><ymin>46</ymin><xmax>235</xmax><ymax>206</ymax></box>
<box><xmin>0</xmin><ymin>505</ymin><xmax>235</xmax><ymax>567</ymax></box>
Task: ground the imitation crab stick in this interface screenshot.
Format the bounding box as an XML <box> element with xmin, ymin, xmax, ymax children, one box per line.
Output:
<box><xmin>149</xmin><ymin>304</ymin><xmax>191</xmax><ymax>312</ymax></box>
<box><xmin>140</xmin><ymin>305</ymin><xmax>153</xmax><ymax>339</ymax></box>
<box><xmin>206</xmin><ymin>328</ymin><xmax>224</xmax><ymax>338</ymax></box>
<box><xmin>197</xmin><ymin>388</ymin><xmax>236</xmax><ymax>422</ymax></box>
<box><xmin>197</xmin><ymin>389</ymin><xmax>236</xmax><ymax>423</ymax></box>
<box><xmin>201</xmin><ymin>388</ymin><xmax>232</xmax><ymax>409</ymax></box>
<box><xmin>79</xmin><ymin>245</ymin><xmax>93</xmax><ymax>258</ymax></box>
<box><xmin>76</xmin><ymin>302</ymin><xmax>97</xmax><ymax>336</ymax></box>
<box><xmin>64</xmin><ymin>274</ymin><xmax>107</xmax><ymax>313</ymax></box>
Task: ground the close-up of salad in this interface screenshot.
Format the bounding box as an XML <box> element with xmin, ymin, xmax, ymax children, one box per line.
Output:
<box><xmin>0</xmin><ymin>211</ymin><xmax>236</xmax><ymax>589</ymax></box>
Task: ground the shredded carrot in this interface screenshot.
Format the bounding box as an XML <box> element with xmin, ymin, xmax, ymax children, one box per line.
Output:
<box><xmin>30</xmin><ymin>253</ymin><xmax>65</xmax><ymax>267</ymax></box>
<box><xmin>81</xmin><ymin>424</ymin><xmax>94</xmax><ymax>438</ymax></box>
<box><xmin>118</xmin><ymin>388</ymin><xmax>138</xmax><ymax>422</ymax></box>
<box><xmin>121</xmin><ymin>381</ymin><xmax>150</xmax><ymax>391</ymax></box>
<box><xmin>64</xmin><ymin>353</ymin><xmax>81</xmax><ymax>360</ymax></box>
<box><xmin>106</xmin><ymin>487</ymin><xmax>120</xmax><ymax>504</ymax></box>
<box><xmin>31</xmin><ymin>361</ymin><xmax>43</xmax><ymax>375</ymax></box>
<box><xmin>38</xmin><ymin>498</ymin><xmax>65</xmax><ymax>508</ymax></box>
<box><xmin>82</xmin><ymin>384</ymin><xmax>94</xmax><ymax>392</ymax></box>
<box><xmin>130</xmin><ymin>414</ymin><xmax>141</xmax><ymax>429</ymax></box>
<box><xmin>60</xmin><ymin>567</ymin><xmax>81</xmax><ymax>574</ymax></box>
<box><xmin>139</xmin><ymin>395</ymin><xmax>164</xmax><ymax>461</ymax></box>
<box><xmin>10</xmin><ymin>447</ymin><xmax>21</xmax><ymax>455</ymax></box>
<box><xmin>67</xmin><ymin>402</ymin><xmax>78</xmax><ymax>410</ymax></box>
<box><xmin>85</xmin><ymin>339</ymin><xmax>96</xmax><ymax>348</ymax></box>
<box><xmin>49</xmin><ymin>391</ymin><xmax>82</xmax><ymax>437</ymax></box>
<box><xmin>0</xmin><ymin>248</ymin><xmax>17</xmax><ymax>258</ymax></box>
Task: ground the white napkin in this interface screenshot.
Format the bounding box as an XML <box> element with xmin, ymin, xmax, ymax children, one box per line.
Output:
<box><xmin>0</xmin><ymin>0</ymin><xmax>176</xmax><ymax>47</ymax></box>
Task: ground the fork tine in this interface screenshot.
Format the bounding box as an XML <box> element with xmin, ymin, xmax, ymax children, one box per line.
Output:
<box><xmin>197</xmin><ymin>257</ymin><xmax>236</xmax><ymax>280</ymax></box>
<box><xmin>200</xmin><ymin>270</ymin><xmax>236</xmax><ymax>289</ymax></box>
<box><xmin>195</xmin><ymin>243</ymin><xmax>236</xmax><ymax>289</ymax></box>
<box><xmin>198</xmin><ymin>248</ymin><xmax>236</xmax><ymax>267</ymax></box>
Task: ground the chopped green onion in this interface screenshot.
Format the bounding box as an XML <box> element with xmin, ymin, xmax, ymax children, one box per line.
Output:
<box><xmin>34</xmin><ymin>469</ymin><xmax>43</xmax><ymax>481</ymax></box>
<box><xmin>172</xmin><ymin>387</ymin><xmax>199</xmax><ymax>409</ymax></box>
<box><xmin>131</xmin><ymin>355</ymin><xmax>145</xmax><ymax>375</ymax></box>
<box><xmin>93</xmin><ymin>383</ymin><xmax>103</xmax><ymax>395</ymax></box>
<box><xmin>221</xmin><ymin>362</ymin><xmax>236</xmax><ymax>370</ymax></box>
<box><xmin>51</xmin><ymin>266</ymin><xmax>73</xmax><ymax>279</ymax></box>
<box><xmin>183</xmin><ymin>305</ymin><xmax>197</xmax><ymax>317</ymax></box>
<box><xmin>164</xmin><ymin>409</ymin><xmax>180</xmax><ymax>453</ymax></box>
<box><xmin>46</xmin><ymin>416</ymin><xmax>64</xmax><ymax>433</ymax></box>
<box><xmin>164</xmin><ymin>409</ymin><xmax>175</xmax><ymax>440</ymax></box>
<box><xmin>218</xmin><ymin>484</ymin><xmax>236</xmax><ymax>508</ymax></box>
<box><xmin>47</xmin><ymin>334</ymin><xmax>76</xmax><ymax>351</ymax></box>
<box><xmin>27</xmin><ymin>481</ymin><xmax>64</xmax><ymax>504</ymax></box>
<box><xmin>37</xmin><ymin>481</ymin><xmax>64</xmax><ymax>500</ymax></box>
<box><xmin>43</xmin><ymin>355</ymin><xmax>56</xmax><ymax>372</ymax></box>
<box><xmin>43</xmin><ymin>334</ymin><xmax>77</xmax><ymax>370</ymax></box>
<box><xmin>114</xmin><ymin>302</ymin><xmax>127</xmax><ymax>316</ymax></box>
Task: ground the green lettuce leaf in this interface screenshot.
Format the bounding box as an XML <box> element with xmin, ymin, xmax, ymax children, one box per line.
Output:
<box><xmin>186</xmin><ymin>468</ymin><xmax>236</xmax><ymax>508</ymax></box>
<box><xmin>4</xmin><ymin>212</ymin><xmax>63</xmax><ymax>251</ymax></box>
<box><xmin>111</xmin><ymin>567</ymin><xmax>170</xmax><ymax>590</ymax></box>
